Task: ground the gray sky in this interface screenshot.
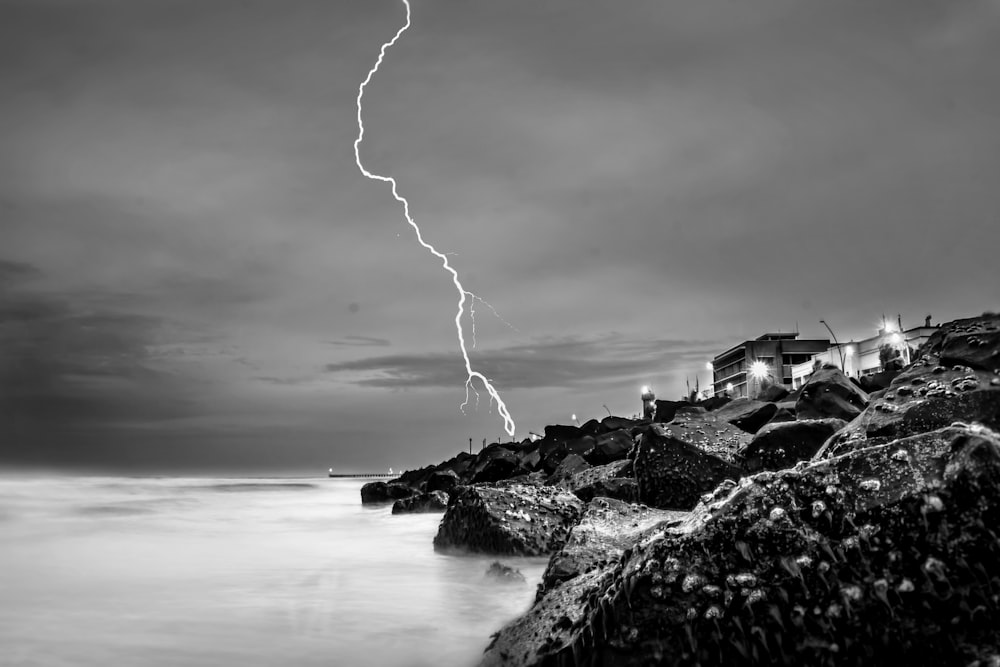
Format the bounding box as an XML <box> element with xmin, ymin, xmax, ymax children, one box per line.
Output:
<box><xmin>2</xmin><ymin>0</ymin><xmax>998</xmax><ymax>474</ymax></box>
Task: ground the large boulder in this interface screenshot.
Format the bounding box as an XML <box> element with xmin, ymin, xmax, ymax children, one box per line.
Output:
<box><xmin>543</xmin><ymin>424</ymin><xmax>584</xmax><ymax>442</ymax></box>
<box><xmin>390</xmin><ymin>490</ymin><xmax>449</xmax><ymax>514</ymax></box>
<box><xmin>711</xmin><ymin>398</ymin><xmax>779</xmax><ymax>434</ymax></box>
<box><xmin>483</xmin><ymin>423</ymin><xmax>1000</xmax><ymax>666</ymax></box>
<box><xmin>360</xmin><ymin>481</ymin><xmax>418</xmax><ymax>504</ymax></box>
<box><xmin>739</xmin><ymin>418</ymin><xmax>847</xmax><ymax>473</ymax></box>
<box><xmin>795</xmin><ymin>367</ymin><xmax>870</xmax><ymax>421</ymax></box>
<box><xmin>585</xmin><ymin>429</ymin><xmax>633</xmax><ymax>465</ymax></box>
<box><xmin>653</xmin><ymin>399</ymin><xmax>688</xmax><ymax>424</ymax></box>
<box><xmin>540</xmin><ymin>497</ymin><xmax>684</xmax><ymax>593</ymax></box>
<box><xmin>634</xmin><ymin>422</ymin><xmax>746</xmax><ymax>510</ymax></box>
<box><xmin>556</xmin><ymin>459</ymin><xmax>638</xmax><ymax>503</ymax></box>
<box><xmin>820</xmin><ymin>334</ymin><xmax>1000</xmax><ymax>459</ymax></box>
<box><xmin>547</xmin><ymin>453</ymin><xmax>591</xmax><ymax>485</ymax></box>
<box><xmin>481</xmin><ymin>499</ymin><xmax>681</xmax><ymax>667</ymax></box>
<box><xmin>471</xmin><ymin>445</ymin><xmax>522</xmax><ymax>484</ymax></box>
<box><xmin>923</xmin><ymin>313</ymin><xmax>1000</xmax><ymax>370</ymax></box>
<box><xmin>433</xmin><ymin>484</ymin><xmax>584</xmax><ymax>556</ymax></box>
<box><xmin>758</xmin><ymin>384</ymin><xmax>790</xmax><ymax>402</ymax></box>
<box><xmin>425</xmin><ymin>469</ymin><xmax>460</xmax><ymax>493</ymax></box>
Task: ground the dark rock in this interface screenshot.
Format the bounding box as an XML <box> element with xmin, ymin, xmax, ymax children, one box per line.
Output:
<box><xmin>486</xmin><ymin>423</ymin><xmax>1000</xmax><ymax>666</ymax></box>
<box><xmin>540</xmin><ymin>497</ymin><xmax>683</xmax><ymax>594</ymax></box>
<box><xmin>485</xmin><ymin>561</ymin><xmax>526</xmax><ymax>584</ymax></box>
<box><xmin>600</xmin><ymin>415</ymin><xmax>644</xmax><ymax>433</ymax></box>
<box><xmin>547</xmin><ymin>453</ymin><xmax>591</xmax><ymax>484</ymax></box>
<box><xmin>919</xmin><ymin>313</ymin><xmax>1000</xmax><ymax>371</ymax></box>
<box><xmin>360</xmin><ymin>481</ymin><xmax>418</xmax><ymax>504</ymax></box>
<box><xmin>438</xmin><ymin>451</ymin><xmax>477</xmax><ymax>480</ymax></box>
<box><xmin>758</xmin><ymin>383</ymin><xmax>790</xmax><ymax>402</ymax></box>
<box><xmin>563</xmin><ymin>436</ymin><xmax>596</xmax><ymax>458</ymax></box>
<box><xmin>765</xmin><ymin>407</ymin><xmax>796</xmax><ymax>426</ymax></box>
<box><xmin>390</xmin><ymin>490</ymin><xmax>449</xmax><ymax>514</ymax></box>
<box><xmin>739</xmin><ymin>418</ymin><xmax>847</xmax><ymax>473</ymax></box>
<box><xmin>543</xmin><ymin>424</ymin><xmax>584</xmax><ymax>442</ymax></box>
<box><xmin>711</xmin><ymin>397</ymin><xmax>779</xmax><ymax>434</ymax></box>
<box><xmin>634</xmin><ymin>422</ymin><xmax>745</xmax><ymax>510</ymax></box>
<box><xmin>795</xmin><ymin>367</ymin><xmax>870</xmax><ymax>421</ymax></box>
<box><xmin>585</xmin><ymin>429</ymin><xmax>633</xmax><ymax>465</ymax></box>
<box><xmin>653</xmin><ymin>399</ymin><xmax>687</xmax><ymax>423</ymax></box>
<box><xmin>821</xmin><ymin>362</ymin><xmax>1000</xmax><ymax>458</ymax></box>
<box><xmin>433</xmin><ymin>484</ymin><xmax>584</xmax><ymax>556</ymax></box>
<box><xmin>517</xmin><ymin>447</ymin><xmax>542</xmax><ymax>472</ymax></box>
<box><xmin>471</xmin><ymin>445</ymin><xmax>522</xmax><ymax>484</ymax></box>
<box><xmin>696</xmin><ymin>395</ymin><xmax>732</xmax><ymax>412</ymax></box>
<box><xmin>425</xmin><ymin>469</ymin><xmax>460</xmax><ymax>494</ymax></box>
<box><xmin>389</xmin><ymin>464</ymin><xmax>436</xmax><ymax>491</ymax></box>
<box><xmin>858</xmin><ymin>370</ymin><xmax>901</xmax><ymax>393</ymax></box>
<box><xmin>579</xmin><ymin>418</ymin><xmax>603</xmax><ymax>436</ymax></box>
<box><xmin>557</xmin><ymin>459</ymin><xmax>638</xmax><ymax>503</ymax></box>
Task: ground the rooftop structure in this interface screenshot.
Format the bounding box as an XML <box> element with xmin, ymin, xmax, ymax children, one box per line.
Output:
<box><xmin>710</xmin><ymin>332</ymin><xmax>829</xmax><ymax>399</ymax></box>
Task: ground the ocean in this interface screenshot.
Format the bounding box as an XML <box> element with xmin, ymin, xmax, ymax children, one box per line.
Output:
<box><xmin>0</xmin><ymin>475</ymin><xmax>548</xmax><ymax>667</ymax></box>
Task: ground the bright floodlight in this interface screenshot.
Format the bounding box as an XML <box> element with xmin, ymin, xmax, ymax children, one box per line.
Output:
<box><xmin>884</xmin><ymin>320</ymin><xmax>897</xmax><ymax>333</ymax></box>
<box><xmin>845</xmin><ymin>345</ymin><xmax>854</xmax><ymax>357</ymax></box>
<box><xmin>571</xmin><ymin>414</ymin><xmax>577</xmax><ymax>421</ymax></box>
<box><xmin>890</xmin><ymin>332</ymin><xmax>903</xmax><ymax>345</ymax></box>
<box><xmin>725</xmin><ymin>382</ymin><xmax>734</xmax><ymax>392</ymax></box>
<box><xmin>705</xmin><ymin>362</ymin><xmax>713</xmax><ymax>370</ymax></box>
<box><xmin>750</xmin><ymin>360</ymin><xmax>769</xmax><ymax>380</ymax></box>
<box><xmin>641</xmin><ymin>386</ymin><xmax>650</xmax><ymax>395</ymax></box>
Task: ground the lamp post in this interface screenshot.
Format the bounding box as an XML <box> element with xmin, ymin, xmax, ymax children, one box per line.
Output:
<box><xmin>819</xmin><ymin>319</ymin><xmax>845</xmax><ymax>370</ymax></box>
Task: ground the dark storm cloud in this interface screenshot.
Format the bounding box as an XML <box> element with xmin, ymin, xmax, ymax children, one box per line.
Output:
<box><xmin>0</xmin><ymin>271</ymin><xmax>206</xmax><ymax>437</ymax></box>
<box><xmin>325</xmin><ymin>335</ymin><xmax>722</xmax><ymax>390</ymax></box>
<box><xmin>327</xmin><ymin>335</ymin><xmax>392</xmax><ymax>347</ymax></box>
<box><xmin>0</xmin><ymin>259</ymin><xmax>41</xmax><ymax>287</ymax></box>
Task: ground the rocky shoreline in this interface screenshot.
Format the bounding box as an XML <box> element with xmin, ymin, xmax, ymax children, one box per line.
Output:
<box><xmin>362</xmin><ymin>313</ymin><xmax>1000</xmax><ymax>666</ymax></box>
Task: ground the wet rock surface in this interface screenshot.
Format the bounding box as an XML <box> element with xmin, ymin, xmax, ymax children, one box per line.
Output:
<box><xmin>390</xmin><ymin>490</ymin><xmax>449</xmax><ymax>514</ymax></box>
<box><xmin>712</xmin><ymin>398</ymin><xmax>779</xmax><ymax>434</ymax></box>
<box><xmin>740</xmin><ymin>418</ymin><xmax>847</xmax><ymax>473</ymax></box>
<box><xmin>475</xmin><ymin>314</ymin><xmax>1000</xmax><ymax>667</ymax></box>
<box><xmin>433</xmin><ymin>484</ymin><xmax>584</xmax><ymax>556</ymax></box>
<box><xmin>795</xmin><ymin>367</ymin><xmax>870</xmax><ymax>421</ymax></box>
<box><xmin>558</xmin><ymin>460</ymin><xmax>638</xmax><ymax>503</ymax></box>
<box><xmin>483</xmin><ymin>423</ymin><xmax>1000</xmax><ymax>666</ymax></box>
<box><xmin>634</xmin><ymin>422</ymin><xmax>746</xmax><ymax>510</ymax></box>
<box><xmin>485</xmin><ymin>561</ymin><xmax>527</xmax><ymax>584</ymax></box>
<box><xmin>360</xmin><ymin>481</ymin><xmax>418</xmax><ymax>504</ymax></box>
<box><xmin>540</xmin><ymin>497</ymin><xmax>684</xmax><ymax>594</ymax></box>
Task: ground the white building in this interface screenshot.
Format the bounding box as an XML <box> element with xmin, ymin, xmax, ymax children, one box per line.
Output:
<box><xmin>790</xmin><ymin>316</ymin><xmax>939</xmax><ymax>389</ymax></box>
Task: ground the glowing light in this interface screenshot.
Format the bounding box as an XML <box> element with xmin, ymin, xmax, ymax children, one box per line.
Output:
<box><xmin>890</xmin><ymin>332</ymin><xmax>903</xmax><ymax>345</ymax></box>
<box><xmin>641</xmin><ymin>386</ymin><xmax>650</xmax><ymax>395</ymax></box>
<box><xmin>750</xmin><ymin>360</ymin><xmax>770</xmax><ymax>381</ymax></box>
<box><xmin>705</xmin><ymin>362</ymin><xmax>714</xmax><ymax>370</ymax></box>
<box><xmin>883</xmin><ymin>320</ymin><xmax>897</xmax><ymax>333</ymax></box>
<box><xmin>844</xmin><ymin>345</ymin><xmax>854</xmax><ymax>357</ymax></box>
<box><xmin>354</xmin><ymin>0</ymin><xmax>515</xmax><ymax>436</ymax></box>
<box><xmin>726</xmin><ymin>382</ymin><xmax>734</xmax><ymax>392</ymax></box>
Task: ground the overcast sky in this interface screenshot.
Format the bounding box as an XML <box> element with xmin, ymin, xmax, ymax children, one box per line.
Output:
<box><xmin>2</xmin><ymin>0</ymin><xmax>998</xmax><ymax>474</ymax></box>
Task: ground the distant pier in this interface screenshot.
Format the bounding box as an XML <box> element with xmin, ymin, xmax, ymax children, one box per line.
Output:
<box><xmin>327</xmin><ymin>472</ymin><xmax>395</xmax><ymax>478</ymax></box>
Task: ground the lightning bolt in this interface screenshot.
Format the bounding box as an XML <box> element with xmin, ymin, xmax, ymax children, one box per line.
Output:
<box><xmin>354</xmin><ymin>0</ymin><xmax>516</xmax><ymax>437</ymax></box>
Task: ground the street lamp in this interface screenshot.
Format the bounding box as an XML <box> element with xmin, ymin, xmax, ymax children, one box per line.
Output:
<box><xmin>819</xmin><ymin>319</ymin><xmax>845</xmax><ymax>370</ymax></box>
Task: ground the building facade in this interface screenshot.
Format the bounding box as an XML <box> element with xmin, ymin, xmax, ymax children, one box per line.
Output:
<box><xmin>711</xmin><ymin>333</ymin><xmax>830</xmax><ymax>399</ymax></box>
<box><xmin>790</xmin><ymin>319</ymin><xmax>940</xmax><ymax>388</ymax></box>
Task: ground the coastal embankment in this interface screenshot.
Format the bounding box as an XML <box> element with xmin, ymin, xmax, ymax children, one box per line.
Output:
<box><xmin>366</xmin><ymin>313</ymin><xmax>1000</xmax><ymax>666</ymax></box>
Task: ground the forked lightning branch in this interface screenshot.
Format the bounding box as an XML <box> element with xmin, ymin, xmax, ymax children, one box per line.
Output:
<box><xmin>353</xmin><ymin>0</ymin><xmax>516</xmax><ymax>436</ymax></box>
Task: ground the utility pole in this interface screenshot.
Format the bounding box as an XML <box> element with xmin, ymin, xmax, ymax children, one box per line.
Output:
<box><xmin>469</xmin><ymin>438</ymin><xmax>472</xmax><ymax>454</ymax></box>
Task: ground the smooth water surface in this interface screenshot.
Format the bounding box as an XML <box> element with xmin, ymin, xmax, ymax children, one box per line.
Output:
<box><xmin>0</xmin><ymin>476</ymin><xmax>548</xmax><ymax>667</ymax></box>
